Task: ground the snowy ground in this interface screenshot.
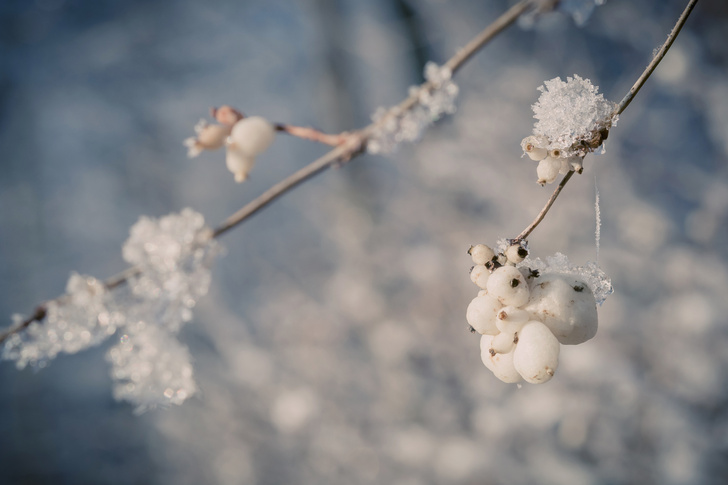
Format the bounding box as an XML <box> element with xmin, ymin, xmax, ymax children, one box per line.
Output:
<box><xmin>1</xmin><ymin>0</ymin><xmax>727</xmax><ymax>484</ymax></box>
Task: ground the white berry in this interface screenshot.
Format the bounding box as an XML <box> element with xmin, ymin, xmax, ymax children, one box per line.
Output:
<box><xmin>520</xmin><ymin>136</ymin><xmax>548</xmax><ymax>161</ymax></box>
<box><xmin>505</xmin><ymin>244</ymin><xmax>528</xmax><ymax>264</ymax></box>
<box><xmin>229</xmin><ymin>116</ymin><xmax>276</xmax><ymax>156</ymax></box>
<box><xmin>524</xmin><ymin>273</ymin><xmax>598</xmax><ymax>345</ymax></box>
<box><xmin>470</xmin><ymin>264</ymin><xmax>490</xmax><ymax>289</ymax></box>
<box><xmin>536</xmin><ymin>157</ymin><xmax>561</xmax><ymax>185</ymax></box>
<box><xmin>486</xmin><ymin>265</ymin><xmax>530</xmax><ymax>307</ymax></box>
<box><xmin>466</xmin><ymin>294</ymin><xmax>501</xmax><ymax>335</ymax></box>
<box><xmin>469</xmin><ymin>244</ymin><xmax>495</xmax><ymax>265</ymax></box>
<box><xmin>480</xmin><ymin>335</ymin><xmax>523</xmax><ymax>383</ymax></box>
<box><xmin>512</xmin><ymin>320</ymin><xmax>560</xmax><ymax>384</ymax></box>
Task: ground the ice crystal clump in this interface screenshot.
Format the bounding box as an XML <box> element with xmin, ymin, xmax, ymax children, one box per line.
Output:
<box><xmin>2</xmin><ymin>274</ymin><xmax>122</xmax><ymax>369</ymax></box>
<box><xmin>2</xmin><ymin>208</ymin><xmax>220</xmax><ymax>411</ymax></box>
<box><xmin>532</xmin><ymin>75</ymin><xmax>617</xmax><ymax>155</ymax></box>
<box><xmin>559</xmin><ymin>0</ymin><xmax>607</xmax><ymax>26</ymax></box>
<box><xmin>122</xmin><ymin>208</ymin><xmax>218</xmax><ymax>333</ymax></box>
<box><xmin>367</xmin><ymin>61</ymin><xmax>458</xmax><ymax>154</ymax></box>
<box><xmin>521</xmin><ymin>252</ymin><xmax>613</xmax><ymax>305</ymax></box>
<box><xmin>107</xmin><ymin>322</ymin><xmax>196</xmax><ymax>413</ymax></box>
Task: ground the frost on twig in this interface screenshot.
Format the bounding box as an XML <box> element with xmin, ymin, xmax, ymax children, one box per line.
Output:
<box><xmin>367</xmin><ymin>61</ymin><xmax>459</xmax><ymax>154</ymax></box>
<box><xmin>521</xmin><ymin>75</ymin><xmax>617</xmax><ymax>184</ymax></box>
<box><xmin>2</xmin><ymin>209</ymin><xmax>220</xmax><ymax>411</ymax></box>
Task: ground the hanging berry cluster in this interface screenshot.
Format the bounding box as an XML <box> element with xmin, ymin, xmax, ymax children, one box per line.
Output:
<box><xmin>466</xmin><ymin>243</ymin><xmax>599</xmax><ymax>384</ymax></box>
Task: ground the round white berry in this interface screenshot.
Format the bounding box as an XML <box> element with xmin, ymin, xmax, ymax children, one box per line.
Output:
<box><xmin>490</xmin><ymin>330</ymin><xmax>516</xmax><ymax>354</ymax></box>
<box><xmin>197</xmin><ymin>123</ymin><xmax>231</xmax><ymax>150</ymax></box>
<box><xmin>520</xmin><ymin>136</ymin><xmax>548</xmax><ymax>161</ymax></box>
<box><xmin>537</xmin><ymin>157</ymin><xmax>561</xmax><ymax>185</ymax></box>
<box><xmin>469</xmin><ymin>264</ymin><xmax>490</xmax><ymax>289</ymax></box>
<box><xmin>229</xmin><ymin>116</ymin><xmax>276</xmax><ymax>156</ymax></box>
<box><xmin>505</xmin><ymin>244</ymin><xmax>528</xmax><ymax>264</ymax></box>
<box><xmin>486</xmin><ymin>265</ymin><xmax>530</xmax><ymax>307</ymax></box>
<box><xmin>480</xmin><ymin>335</ymin><xmax>523</xmax><ymax>383</ymax></box>
<box><xmin>512</xmin><ymin>320</ymin><xmax>560</xmax><ymax>384</ymax></box>
<box><xmin>466</xmin><ymin>294</ymin><xmax>502</xmax><ymax>335</ymax></box>
<box><xmin>469</xmin><ymin>244</ymin><xmax>495</xmax><ymax>265</ymax></box>
<box><xmin>226</xmin><ymin>148</ymin><xmax>256</xmax><ymax>183</ymax></box>
<box><xmin>523</xmin><ymin>273</ymin><xmax>598</xmax><ymax>345</ymax></box>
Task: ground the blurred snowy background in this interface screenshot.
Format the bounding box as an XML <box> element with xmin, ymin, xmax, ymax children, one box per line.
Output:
<box><xmin>1</xmin><ymin>0</ymin><xmax>727</xmax><ymax>483</ymax></box>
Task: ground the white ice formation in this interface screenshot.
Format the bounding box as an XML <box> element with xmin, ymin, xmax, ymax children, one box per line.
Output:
<box><xmin>367</xmin><ymin>61</ymin><xmax>459</xmax><ymax>154</ymax></box>
<box><xmin>2</xmin><ymin>208</ymin><xmax>220</xmax><ymax>411</ymax></box>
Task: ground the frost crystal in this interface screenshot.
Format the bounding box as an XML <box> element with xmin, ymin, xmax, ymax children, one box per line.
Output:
<box><xmin>367</xmin><ymin>61</ymin><xmax>458</xmax><ymax>154</ymax></box>
<box><xmin>521</xmin><ymin>252</ymin><xmax>613</xmax><ymax>305</ymax></box>
<box><xmin>559</xmin><ymin>0</ymin><xmax>606</xmax><ymax>26</ymax></box>
<box><xmin>122</xmin><ymin>208</ymin><xmax>218</xmax><ymax>333</ymax></box>
<box><xmin>532</xmin><ymin>75</ymin><xmax>617</xmax><ymax>155</ymax></box>
<box><xmin>2</xmin><ymin>274</ymin><xmax>121</xmax><ymax>369</ymax></box>
<box><xmin>2</xmin><ymin>208</ymin><xmax>220</xmax><ymax>411</ymax></box>
<box><xmin>107</xmin><ymin>322</ymin><xmax>196</xmax><ymax>413</ymax></box>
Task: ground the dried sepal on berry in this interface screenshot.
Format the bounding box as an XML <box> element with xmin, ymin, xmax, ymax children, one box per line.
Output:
<box><xmin>184</xmin><ymin>120</ymin><xmax>233</xmax><ymax>158</ymax></box>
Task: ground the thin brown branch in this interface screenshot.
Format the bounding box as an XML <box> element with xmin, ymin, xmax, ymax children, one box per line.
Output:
<box><xmin>515</xmin><ymin>170</ymin><xmax>575</xmax><ymax>243</ymax></box>
<box><xmin>515</xmin><ymin>0</ymin><xmax>699</xmax><ymax>244</ymax></box>
<box><xmin>0</xmin><ymin>2</ymin><xmax>537</xmax><ymax>345</ymax></box>
<box><xmin>617</xmin><ymin>0</ymin><xmax>699</xmax><ymax>115</ymax></box>
<box><xmin>275</xmin><ymin>123</ymin><xmax>352</xmax><ymax>147</ymax></box>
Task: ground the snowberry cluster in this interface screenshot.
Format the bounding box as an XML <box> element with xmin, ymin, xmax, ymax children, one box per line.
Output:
<box><xmin>522</xmin><ymin>75</ymin><xmax>618</xmax><ymax>185</ymax></box>
<box><xmin>184</xmin><ymin>105</ymin><xmax>276</xmax><ymax>183</ymax></box>
<box><xmin>466</xmin><ymin>243</ymin><xmax>599</xmax><ymax>384</ymax></box>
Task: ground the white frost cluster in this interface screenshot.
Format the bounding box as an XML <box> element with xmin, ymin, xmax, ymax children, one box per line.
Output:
<box><xmin>107</xmin><ymin>322</ymin><xmax>196</xmax><ymax>413</ymax></box>
<box><xmin>367</xmin><ymin>61</ymin><xmax>459</xmax><ymax>154</ymax></box>
<box><xmin>2</xmin><ymin>209</ymin><xmax>219</xmax><ymax>411</ymax></box>
<box><xmin>520</xmin><ymin>75</ymin><xmax>617</xmax><ymax>184</ymax></box>
<box><xmin>185</xmin><ymin>108</ymin><xmax>276</xmax><ymax>183</ymax></box>
<box><xmin>467</xmin><ymin>243</ymin><xmax>606</xmax><ymax>384</ymax></box>
<box><xmin>2</xmin><ymin>274</ymin><xmax>122</xmax><ymax>368</ymax></box>
<box><xmin>530</xmin><ymin>75</ymin><xmax>617</xmax><ymax>154</ymax></box>
<box><xmin>559</xmin><ymin>0</ymin><xmax>607</xmax><ymax>26</ymax></box>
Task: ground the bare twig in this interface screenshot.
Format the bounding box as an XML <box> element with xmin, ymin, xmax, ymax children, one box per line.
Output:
<box><xmin>514</xmin><ymin>0</ymin><xmax>699</xmax><ymax>244</ymax></box>
<box><xmin>514</xmin><ymin>171</ymin><xmax>575</xmax><ymax>242</ymax></box>
<box><xmin>617</xmin><ymin>0</ymin><xmax>699</xmax><ymax>115</ymax></box>
<box><xmin>274</xmin><ymin>123</ymin><xmax>352</xmax><ymax>147</ymax></box>
<box><xmin>0</xmin><ymin>1</ymin><xmax>538</xmax><ymax>345</ymax></box>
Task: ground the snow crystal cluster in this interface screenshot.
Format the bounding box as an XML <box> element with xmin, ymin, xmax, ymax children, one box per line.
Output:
<box><xmin>520</xmin><ymin>0</ymin><xmax>606</xmax><ymax>28</ymax></box>
<box><xmin>466</xmin><ymin>242</ymin><xmax>610</xmax><ymax>384</ymax></box>
<box><xmin>367</xmin><ymin>61</ymin><xmax>459</xmax><ymax>154</ymax></box>
<box><xmin>521</xmin><ymin>75</ymin><xmax>617</xmax><ymax>184</ymax></box>
<box><xmin>559</xmin><ymin>0</ymin><xmax>607</xmax><ymax>26</ymax></box>
<box><xmin>185</xmin><ymin>106</ymin><xmax>275</xmax><ymax>183</ymax></box>
<box><xmin>2</xmin><ymin>209</ymin><xmax>220</xmax><ymax>412</ymax></box>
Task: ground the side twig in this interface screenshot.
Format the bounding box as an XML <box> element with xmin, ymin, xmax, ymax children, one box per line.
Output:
<box><xmin>0</xmin><ymin>1</ymin><xmax>538</xmax><ymax>345</ymax></box>
<box><xmin>513</xmin><ymin>0</ymin><xmax>699</xmax><ymax>244</ymax></box>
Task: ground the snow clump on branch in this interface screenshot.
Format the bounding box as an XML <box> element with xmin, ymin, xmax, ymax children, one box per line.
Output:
<box><xmin>2</xmin><ymin>209</ymin><xmax>220</xmax><ymax>411</ymax></box>
<box><xmin>521</xmin><ymin>75</ymin><xmax>617</xmax><ymax>184</ymax></box>
<box><xmin>367</xmin><ymin>61</ymin><xmax>459</xmax><ymax>154</ymax></box>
